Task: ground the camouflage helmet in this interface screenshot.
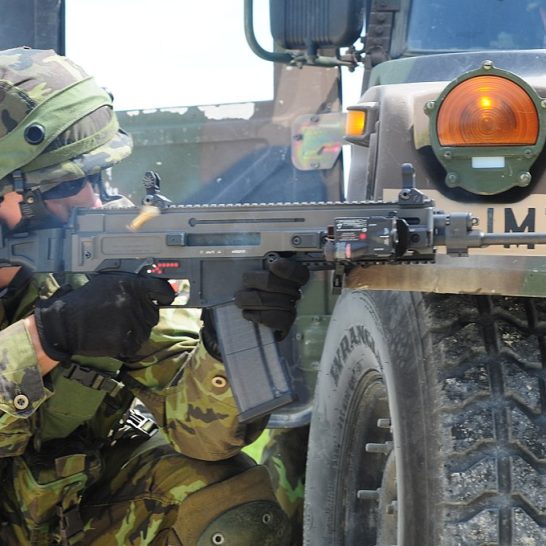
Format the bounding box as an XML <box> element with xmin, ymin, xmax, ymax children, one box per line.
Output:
<box><xmin>0</xmin><ymin>46</ymin><xmax>132</xmax><ymax>196</ymax></box>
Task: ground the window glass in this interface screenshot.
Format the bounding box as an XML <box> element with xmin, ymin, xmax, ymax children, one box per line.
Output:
<box><xmin>408</xmin><ymin>0</ymin><xmax>546</xmax><ymax>52</ymax></box>
<box><xmin>64</xmin><ymin>0</ymin><xmax>274</xmax><ymax>110</ymax></box>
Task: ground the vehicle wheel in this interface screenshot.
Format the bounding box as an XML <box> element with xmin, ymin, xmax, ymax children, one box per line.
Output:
<box><xmin>303</xmin><ymin>289</ymin><xmax>546</xmax><ymax>545</ymax></box>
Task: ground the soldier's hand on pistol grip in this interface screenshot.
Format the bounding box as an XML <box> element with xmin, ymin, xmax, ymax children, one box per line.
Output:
<box><xmin>235</xmin><ymin>257</ymin><xmax>310</xmax><ymax>341</ymax></box>
<box><xmin>34</xmin><ymin>273</ymin><xmax>175</xmax><ymax>361</ymax></box>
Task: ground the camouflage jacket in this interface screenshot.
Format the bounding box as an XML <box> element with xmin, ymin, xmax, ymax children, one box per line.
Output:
<box><xmin>0</xmin><ymin>270</ymin><xmax>263</xmax><ymax>461</ymax></box>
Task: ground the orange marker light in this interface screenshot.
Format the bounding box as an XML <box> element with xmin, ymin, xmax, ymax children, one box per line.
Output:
<box><xmin>437</xmin><ymin>75</ymin><xmax>539</xmax><ymax>146</ymax></box>
<box><xmin>346</xmin><ymin>110</ymin><xmax>366</xmax><ymax>137</ymax></box>
<box><xmin>479</xmin><ymin>96</ymin><xmax>492</xmax><ymax>109</ymax></box>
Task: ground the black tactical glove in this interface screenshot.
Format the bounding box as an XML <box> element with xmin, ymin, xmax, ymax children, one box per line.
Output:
<box><xmin>200</xmin><ymin>258</ymin><xmax>309</xmax><ymax>360</ymax></box>
<box><xmin>234</xmin><ymin>257</ymin><xmax>310</xmax><ymax>340</ymax></box>
<box><xmin>34</xmin><ymin>273</ymin><xmax>175</xmax><ymax>361</ymax></box>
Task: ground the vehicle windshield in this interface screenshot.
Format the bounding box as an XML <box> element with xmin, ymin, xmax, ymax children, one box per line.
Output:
<box><xmin>407</xmin><ymin>0</ymin><xmax>546</xmax><ymax>52</ymax></box>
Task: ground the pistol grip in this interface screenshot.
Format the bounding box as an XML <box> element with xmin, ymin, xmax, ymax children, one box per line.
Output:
<box><xmin>212</xmin><ymin>302</ymin><xmax>295</xmax><ymax>423</ymax></box>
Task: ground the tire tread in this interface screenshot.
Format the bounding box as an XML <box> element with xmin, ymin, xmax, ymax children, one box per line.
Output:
<box><xmin>429</xmin><ymin>294</ymin><xmax>546</xmax><ymax>545</ymax></box>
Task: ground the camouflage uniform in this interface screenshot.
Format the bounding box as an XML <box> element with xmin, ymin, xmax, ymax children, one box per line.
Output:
<box><xmin>0</xmin><ymin>276</ymin><xmax>288</xmax><ymax>546</ymax></box>
<box><xmin>0</xmin><ymin>47</ymin><xmax>289</xmax><ymax>545</ymax></box>
<box><xmin>261</xmin><ymin>428</ymin><xmax>308</xmax><ymax>546</ymax></box>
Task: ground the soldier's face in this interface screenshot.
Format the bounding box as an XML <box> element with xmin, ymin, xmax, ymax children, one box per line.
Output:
<box><xmin>0</xmin><ymin>180</ymin><xmax>102</xmax><ymax>229</ymax></box>
<box><xmin>42</xmin><ymin>180</ymin><xmax>102</xmax><ymax>222</ymax></box>
<box><xmin>0</xmin><ymin>192</ymin><xmax>25</xmax><ymax>229</ymax></box>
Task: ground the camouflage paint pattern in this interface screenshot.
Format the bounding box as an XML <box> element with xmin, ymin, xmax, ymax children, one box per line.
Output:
<box><xmin>77</xmin><ymin>441</ymin><xmax>281</xmax><ymax>546</ymax></box>
<box><xmin>0</xmin><ymin>273</ymin><xmax>280</xmax><ymax>544</ymax></box>
<box><xmin>0</xmin><ymin>47</ymin><xmax>132</xmax><ymax>194</ymax></box>
<box><xmin>261</xmin><ymin>427</ymin><xmax>309</xmax><ymax>546</ymax></box>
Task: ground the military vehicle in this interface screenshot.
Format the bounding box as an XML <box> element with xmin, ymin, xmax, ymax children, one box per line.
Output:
<box><xmin>250</xmin><ymin>1</ymin><xmax>546</xmax><ymax>545</ymax></box>
<box><xmin>2</xmin><ymin>0</ymin><xmax>546</xmax><ymax>545</ymax></box>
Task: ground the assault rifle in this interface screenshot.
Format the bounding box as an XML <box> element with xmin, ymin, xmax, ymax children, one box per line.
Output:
<box><xmin>3</xmin><ymin>164</ymin><xmax>546</xmax><ymax>422</ymax></box>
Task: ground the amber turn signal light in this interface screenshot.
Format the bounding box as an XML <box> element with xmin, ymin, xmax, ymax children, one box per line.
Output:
<box><xmin>437</xmin><ymin>75</ymin><xmax>539</xmax><ymax>146</ymax></box>
<box><xmin>345</xmin><ymin>109</ymin><xmax>366</xmax><ymax>137</ymax></box>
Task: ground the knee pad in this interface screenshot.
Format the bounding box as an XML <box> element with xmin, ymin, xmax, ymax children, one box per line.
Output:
<box><xmin>196</xmin><ymin>500</ymin><xmax>290</xmax><ymax>546</ymax></box>
<box><xmin>176</xmin><ymin>465</ymin><xmax>290</xmax><ymax>546</ymax></box>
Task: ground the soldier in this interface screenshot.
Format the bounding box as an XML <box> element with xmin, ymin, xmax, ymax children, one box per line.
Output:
<box><xmin>0</xmin><ymin>47</ymin><xmax>309</xmax><ymax>546</ymax></box>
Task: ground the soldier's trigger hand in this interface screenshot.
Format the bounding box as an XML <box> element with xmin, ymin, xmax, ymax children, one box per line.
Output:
<box><xmin>34</xmin><ymin>273</ymin><xmax>175</xmax><ymax>361</ymax></box>
<box><xmin>234</xmin><ymin>257</ymin><xmax>310</xmax><ymax>341</ymax></box>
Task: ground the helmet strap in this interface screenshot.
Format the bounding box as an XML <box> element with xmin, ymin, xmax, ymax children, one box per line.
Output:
<box><xmin>10</xmin><ymin>169</ymin><xmax>27</xmax><ymax>194</ymax></box>
<box><xmin>9</xmin><ymin>171</ymin><xmax>62</xmax><ymax>232</ymax></box>
<box><xmin>4</xmin><ymin>170</ymin><xmax>64</xmax><ymax>232</ymax></box>
<box><xmin>15</xmin><ymin>188</ymin><xmax>61</xmax><ymax>232</ymax></box>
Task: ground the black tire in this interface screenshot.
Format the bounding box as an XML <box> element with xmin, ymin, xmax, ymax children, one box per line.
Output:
<box><xmin>303</xmin><ymin>289</ymin><xmax>546</xmax><ymax>546</ymax></box>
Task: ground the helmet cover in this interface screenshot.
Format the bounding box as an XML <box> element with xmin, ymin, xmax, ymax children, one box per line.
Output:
<box><xmin>0</xmin><ymin>47</ymin><xmax>132</xmax><ymax>196</ymax></box>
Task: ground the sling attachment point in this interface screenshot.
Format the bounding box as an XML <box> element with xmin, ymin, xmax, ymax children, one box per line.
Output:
<box><xmin>121</xmin><ymin>409</ymin><xmax>158</xmax><ymax>440</ymax></box>
<box><xmin>110</xmin><ymin>408</ymin><xmax>158</xmax><ymax>445</ymax></box>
